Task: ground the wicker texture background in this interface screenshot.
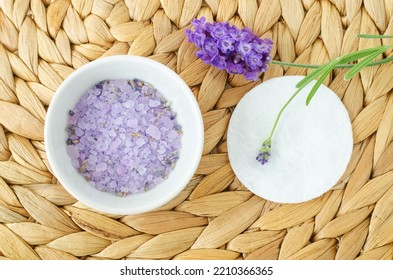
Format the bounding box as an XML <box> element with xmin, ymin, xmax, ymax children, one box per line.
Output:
<box><xmin>0</xmin><ymin>0</ymin><xmax>392</xmax><ymax>260</ymax></box>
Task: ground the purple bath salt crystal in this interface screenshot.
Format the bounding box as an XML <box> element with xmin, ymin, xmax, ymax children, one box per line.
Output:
<box><xmin>166</xmin><ymin>130</ymin><xmax>179</xmax><ymax>141</ymax></box>
<box><xmin>157</xmin><ymin>145</ymin><xmax>166</xmax><ymax>154</ymax></box>
<box><xmin>109</xmin><ymin>138</ymin><xmax>122</xmax><ymax>151</ymax></box>
<box><xmin>146</xmin><ymin>125</ymin><xmax>161</xmax><ymax>140</ymax></box>
<box><xmin>88</xmin><ymin>155</ymin><xmax>97</xmax><ymax>164</ymax></box>
<box><xmin>116</xmin><ymin>165</ymin><xmax>126</xmax><ymax>175</ymax></box>
<box><xmin>123</xmin><ymin>100</ymin><xmax>134</xmax><ymax>108</ymax></box>
<box><xmin>135</xmin><ymin>138</ymin><xmax>146</xmax><ymax>147</ymax></box>
<box><xmin>75</xmin><ymin>127</ymin><xmax>84</xmax><ymax>137</ymax></box>
<box><xmin>96</xmin><ymin>162</ymin><xmax>107</xmax><ymax>172</ymax></box>
<box><xmin>114</xmin><ymin>116</ymin><xmax>123</xmax><ymax>125</ymax></box>
<box><xmin>136</xmin><ymin>165</ymin><xmax>147</xmax><ymax>175</ymax></box>
<box><xmin>161</xmin><ymin>116</ymin><xmax>174</xmax><ymax>129</ymax></box>
<box><xmin>111</xmin><ymin>103</ymin><xmax>123</xmax><ymax>116</ymax></box>
<box><xmin>127</xmin><ymin>118</ymin><xmax>138</xmax><ymax>128</ymax></box>
<box><xmin>71</xmin><ymin>159</ymin><xmax>81</xmax><ymax>169</ymax></box>
<box><xmin>148</xmin><ymin>100</ymin><xmax>161</xmax><ymax>108</ymax></box>
<box><xmin>66</xmin><ymin>145</ymin><xmax>80</xmax><ymax>159</ymax></box>
<box><xmin>66</xmin><ymin>79</ymin><xmax>182</xmax><ymax>196</ymax></box>
<box><xmin>136</xmin><ymin>103</ymin><xmax>144</xmax><ymax>112</ymax></box>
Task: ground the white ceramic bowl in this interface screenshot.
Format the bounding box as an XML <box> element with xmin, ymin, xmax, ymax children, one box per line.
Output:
<box><xmin>45</xmin><ymin>55</ymin><xmax>204</xmax><ymax>215</ymax></box>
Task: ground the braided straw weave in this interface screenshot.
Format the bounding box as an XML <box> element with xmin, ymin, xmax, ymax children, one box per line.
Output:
<box><xmin>0</xmin><ymin>0</ymin><xmax>392</xmax><ymax>260</ymax></box>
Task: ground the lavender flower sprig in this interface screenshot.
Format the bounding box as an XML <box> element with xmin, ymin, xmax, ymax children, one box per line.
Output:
<box><xmin>186</xmin><ymin>17</ymin><xmax>273</xmax><ymax>81</ymax></box>
<box><xmin>256</xmin><ymin>139</ymin><xmax>271</xmax><ymax>165</ymax></box>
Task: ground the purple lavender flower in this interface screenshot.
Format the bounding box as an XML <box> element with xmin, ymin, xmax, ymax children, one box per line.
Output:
<box><xmin>252</xmin><ymin>39</ymin><xmax>272</xmax><ymax>53</ymax></box>
<box><xmin>203</xmin><ymin>38</ymin><xmax>219</xmax><ymax>56</ymax></box>
<box><xmin>217</xmin><ymin>36</ymin><xmax>235</xmax><ymax>53</ymax></box>
<box><xmin>191</xmin><ymin>17</ymin><xmax>207</xmax><ymax>29</ymax></box>
<box><xmin>227</xmin><ymin>62</ymin><xmax>245</xmax><ymax>74</ymax></box>
<box><xmin>256</xmin><ymin>139</ymin><xmax>271</xmax><ymax>165</ymax></box>
<box><xmin>185</xmin><ymin>29</ymin><xmax>206</xmax><ymax>49</ymax></box>
<box><xmin>237</xmin><ymin>41</ymin><xmax>253</xmax><ymax>58</ymax></box>
<box><xmin>211</xmin><ymin>55</ymin><xmax>227</xmax><ymax>70</ymax></box>
<box><xmin>229</xmin><ymin>26</ymin><xmax>253</xmax><ymax>41</ymax></box>
<box><xmin>246</xmin><ymin>52</ymin><xmax>263</xmax><ymax>70</ymax></box>
<box><xmin>196</xmin><ymin>50</ymin><xmax>212</xmax><ymax>62</ymax></box>
<box><xmin>245</xmin><ymin>71</ymin><xmax>260</xmax><ymax>81</ymax></box>
<box><xmin>186</xmin><ymin>17</ymin><xmax>272</xmax><ymax>81</ymax></box>
<box><xmin>211</xmin><ymin>22</ymin><xmax>229</xmax><ymax>39</ymax></box>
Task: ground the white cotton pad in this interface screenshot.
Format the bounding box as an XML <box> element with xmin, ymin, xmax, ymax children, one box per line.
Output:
<box><xmin>227</xmin><ymin>76</ymin><xmax>353</xmax><ymax>203</ymax></box>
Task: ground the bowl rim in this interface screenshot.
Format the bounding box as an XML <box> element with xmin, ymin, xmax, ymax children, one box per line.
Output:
<box><xmin>44</xmin><ymin>55</ymin><xmax>204</xmax><ymax>214</ymax></box>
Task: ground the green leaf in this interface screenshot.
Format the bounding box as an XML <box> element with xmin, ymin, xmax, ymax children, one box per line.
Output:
<box><xmin>357</xmin><ymin>34</ymin><xmax>393</xmax><ymax>39</ymax></box>
<box><xmin>296</xmin><ymin>45</ymin><xmax>391</xmax><ymax>89</ymax></box>
<box><xmin>337</xmin><ymin>45</ymin><xmax>390</xmax><ymax>64</ymax></box>
<box><xmin>302</xmin><ymin>45</ymin><xmax>388</xmax><ymax>104</ymax></box>
<box><xmin>296</xmin><ymin>60</ymin><xmax>337</xmax><ymax>89</ymax></box>
<box><xmin>306</xmin><ymin>61</ymin><xmax>338</xmax><ymax>105</ymax></box>
<box><xmin>344</xmin><ymin>46</ymin><xmax>390</xmax><ymax>80</ymax></box>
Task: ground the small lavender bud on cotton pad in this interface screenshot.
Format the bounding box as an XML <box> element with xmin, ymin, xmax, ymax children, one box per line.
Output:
<box><xmin>66</xmin><ymin>79</ymin><xmax>182</xmax><ymax>196</ymax></box>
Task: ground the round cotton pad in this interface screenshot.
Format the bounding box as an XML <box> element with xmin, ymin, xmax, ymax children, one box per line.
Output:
<box><xmin>227</xmin><ymin>76</ymin><xmax>353</xmax><ymax>203</ymax></box>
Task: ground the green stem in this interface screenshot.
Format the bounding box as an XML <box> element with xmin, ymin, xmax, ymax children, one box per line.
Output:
<box><xmin>271</xmin><ymin>55</ymin><xmax>393</xmax><ymax>69</ymax></box>
<box><xmin>268</xmin><ymin>87</ymin><xmax>303</xmax><ymax>139</ymax></box>
<box><xmin>357</xmin><ymin>34</ymin><xmax>393</xmax><ymax>39</ymax></box>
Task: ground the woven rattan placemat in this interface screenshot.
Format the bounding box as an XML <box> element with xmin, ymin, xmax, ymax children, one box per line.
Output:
<box><xmin>0</xmin><ymin>0</ymin><xmax>392</xmax><ymax>260</ymax></box>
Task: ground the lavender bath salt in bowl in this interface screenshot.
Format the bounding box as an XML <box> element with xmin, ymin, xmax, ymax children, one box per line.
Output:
<box><xmin>45</xmin><ymin>56</ymin><xmax>204</xmax><ymax>214</ymax></box>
